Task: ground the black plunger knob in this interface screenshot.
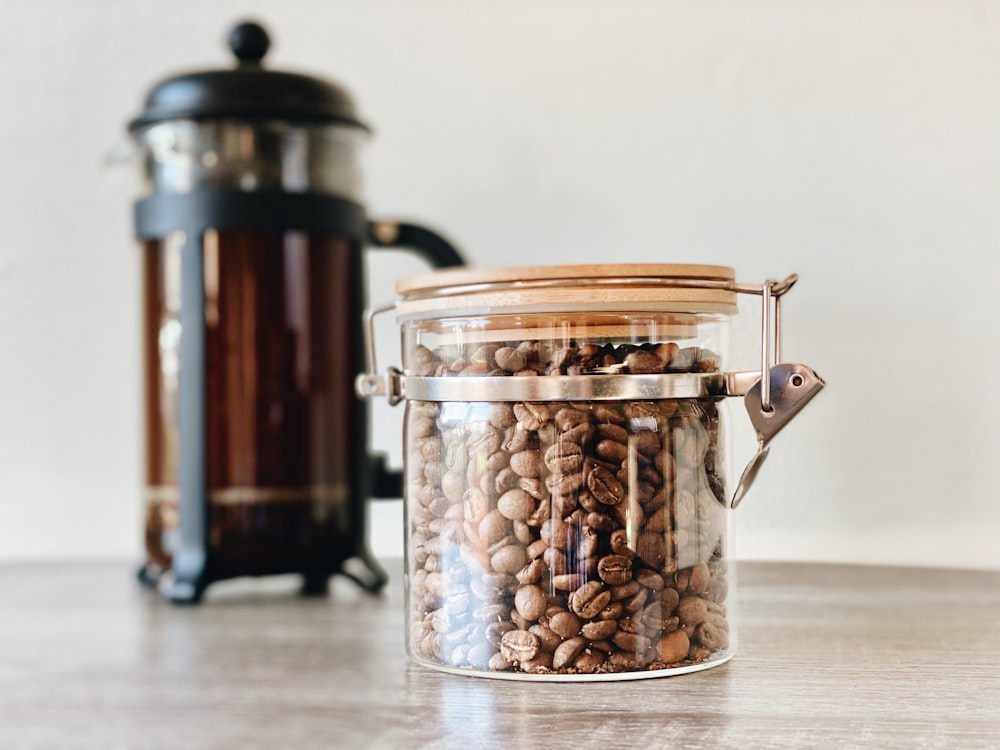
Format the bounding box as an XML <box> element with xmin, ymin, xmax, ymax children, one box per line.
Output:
<box><xmin>228</xmin><ymin>22</ymin><xmax>270</xmax><ymax>65</ymax></box>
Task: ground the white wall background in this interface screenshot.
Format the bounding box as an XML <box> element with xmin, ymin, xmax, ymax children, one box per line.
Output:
<box><xmin>2</xmin><ymin>0</ymin><xmax>999</xmax><ymax>570</ymax></box>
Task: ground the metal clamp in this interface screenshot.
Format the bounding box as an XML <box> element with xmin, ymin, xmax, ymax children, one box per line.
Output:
<box><xmin>759</xmin><ymin>274</ymin><xmax>799</xmax><ymax>412</ymax></box>
<box><xmin>355</xmin><ymin>303</ymin><xmax>405</xmax><ymax>406</ymax></box>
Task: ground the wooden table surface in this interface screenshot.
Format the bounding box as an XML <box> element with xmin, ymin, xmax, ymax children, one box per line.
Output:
<box><xmin>1</xmin><ymin>560</ymin><xmax>997</xmax><ymax>749</ymax></box>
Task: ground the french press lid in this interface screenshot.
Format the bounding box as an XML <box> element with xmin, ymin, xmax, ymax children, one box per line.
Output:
<box><xmin>128</xmin><ymin>21</ymin><xmax>369</xmax><ymax>131</ymax></box>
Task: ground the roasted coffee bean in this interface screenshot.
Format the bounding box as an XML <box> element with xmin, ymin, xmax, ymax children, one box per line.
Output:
<box><xmin>584</xmin><ymin>511</ymin><xmax>618</xmax><ymax>534</ymax></box>
<box><xmin>553</xmin><ymin>636</ymin><xmax>588</xmax><ymax>669</ymax></box>
<box><xmin>609</xmin><ymin>529</ymin><xmax>636</xmax><ymax>560</ymax></box>
<box><xmin>510</xmin><ymin>449</ymin><xmax>543</xmax><ymax>478</ymax></box>
<box><xmin>513</xmin><ymin>403</ymin><xmax>550</xmax><ymax>431</ymax></box>
<box><xmin>597</xmin><ymin>554</ymin><xmax>633</xmax><ymax>585</ymax></box>
<box><xmin>497</xmin><ymin>489</ymin><xmax>536</xmax><ymax>521</ymax></box>
<box><xmin>484</xmin><ymin>620</ymin><xmax>516</xmax><ymax>648</ymax></box>
<box><xmin>554</xmin><ymin>407</ymin><xmax>589</xmax><ymax>431</ymax></box>
<box><xmin>569</xmin><ymin>581</ymin><xmax>611</xmax><ymax>619</ymax></box>
<box><xmin>494</xmin><ymin>466</ymin><xmax>520</xmax><ymax>495</ymax></box>
<box><xmin>491</xmin><ymin>544</ymin><xmax>528</xmax><ymax>575</ymax></box>
<box><xmin>517</xmin><ymin>477</ymin><xmax>548</xmax><ymax>500</ymax></box>
<box><xmin>503</xmin><ymin>426</ymin><xmax>532</xmax><ymax>454</ymax></box>
<box><xmin>656</xmin><ymin>629</ymin><xmax>690</xmax><ymax>664</ymax></box>
<box><xmin>697</xmin><ymin>617</ymin><xmax>729</xmax><ymax>651</ymax></box>
<box><xmin>613</xmin><ymin>631</ymin><xmax>652</xmax><ymax>655</ymax></box>
<box><xmin>574</xmin><ymin>649</ymin><xmax>606</xmax><ymax>673</ymax></box>
<box><xmin>552</xmin><ymin>573</ymin><xmax>587</xmax><ymax>592</ymax></box>
<box><xmin>516</xmin><ymin>559</ymin><xmax>547</xmax><ymax>585</ymax></box>
<box><xmin>514</xmin><ymin>584</ymin><xmax>548</xmax><ymax>622</ymax></box>
<box><xmin>580</xmin><ymin>619</ymin><xmax>618</xmax><ymax>640</ymax></box>
<box><xmin>512</xmin><ymin>520</ymin><xmax>533</xmax><ymax>545</ymax></box>
<box><xmin>544</xmin><ymin>441</ymin><xmax>585</xmax><ymax>473</ymax></box>
<box><xmin>500</xmin><ymin>630</ymin><xmax>540</xmax><ymax>662</ymax></box>
<box><xmin>545</xmin><ymin>470</ymin><xmax>584</xmax><ymax>497</ymax></box>
<box><xmin>478</xmin><ymin>510</ymin><xmax>512</xmax><ymax>546</ymax></box>
<box><xmin>529</xmin><ymin>622</ymin><xmax>563</xmax><ymax>653</ymax></box>
<box><xmin>520</xmin><ymin>651</ymin><xmax>554</xmax><ymax>673</ymax></box>
<box><xmin>588</xmin><ymin>465</ymin><xmax>625</xmax><ymax>505</ymax></box>
<box><xmin>595</xmin><ymin>423</ymin><xmax>628</xmax><ymax>443</ymax></box>
<box><xmin>495</xmin><ymin>346</ymin><xmax>528</xmax><ymax>373</ymax></box>
<box><xmin>688</xmin><ymin>562</ymin><xmax>711</xmax><ymax>594</ymax></box>
<box><xmin>677</xmin><ymin>595</ymin><xmax>709</xmax><ymax>626</ymax></box>
<box><xmin>595</xmin><ymin>439</ymin><xmax>628</xmax><ymax>464</ymax></box>
<box><xmin>542</xmin><ymin>547</ymin><xmax>569</xmax><ymax>576</ymax></box>
<box><xmin>548</xmin><ymin>610</ymin><xmax>582</xmax><ymax>639</ymax></box>
<box><xmin>624</xmin><ymin>349</ymin><xmax>665</xmax><ymax>374</ymax></box>
<box><xmin>609</xmin><ymin>580</ymin><xmax>641</xmax><ymax>602</ymax></box>
<box><xmin>560</xmin><ymin>422</ymin><xmax>595</xmax><ymax>447</ymax></box>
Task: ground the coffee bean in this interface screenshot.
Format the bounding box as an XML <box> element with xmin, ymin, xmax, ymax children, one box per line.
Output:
<box><xmin>516</xmin><ymin>559</ymin><xmax>547</xmax><ymax>585</ymax></box>
<box><xmin>517</xmin><ymin>477</ymin><xmax>547</xmax><ymax>500</ymax></box>
<box><xmin>553</xmin><ymin>636</ymin><xmax>588</xmax><ymax>669</ymax></box>
<box><xmin>688</xmin><ymin>562</ymin><xmax>711</xmax><ymax>594</ymax></box>
<box><xmin>520</xmin><ymin>651</ymin><xmax>554</xmax><ymax>673</ymax></box>
<box><xmin>585</xmin><ymin>465</ymin><xmax>623</xmax><ymax>506</ymax></box>
<box><xmin>580</xmin><ymin>619</ymin><xmax>617</xmax><ymax>640</ymax></box>
<box><xmin>595</xmin><ymin>423</ymin><xmax>628</xmax><ymax>442</ymax></box>
<box><xmin>513</xmin><ymin>403</ymin><xmax>550</xmax><ymax>431</ymax></box>
<box><xmin>500</xmin><ymin>629</ymin><xmax>540</xmax><ymax>662</ymax></box>
<box><xmin>548</xmin><ymin>610</ymin><xmax>582</xmax><ymax>639</ymax></box>
<box><xmin>613</xmin><ymin>631</ymin><xmax>652</xmax><ymax>655</ymax></box>
<box><xmin>546</xmin><ymin>471</ymin><xmax>584</xmax><ymax>496</ymax></box>
<box><xmin>597</xmin><ymin>554</ymin><xmax>633</xmax><ymax>585</ymax></box>
<box><xmin>514</xmin><ymin>584</ymin><xmax>548</xmax><ymax>622</ymax></box>
<box><xmin>697</xmin><ymin>616</ymin><xmax>729</xmax><ymax>651</ymax></box>
<box><xmin>573</xmin><ymin>649</ymin><xmax>606</xmax><ymax>673</ymax></box>
<box><xmin>510</xmin><ymin>449</ymin><xmax>543</xmax><ymax>478</ymax></box>
<box><xmin>491</xmin><ymin>544</ymin><xmax>528</xmax><ymax>575</ymax></box>
<box><xmin>544</xmin><ymin>441</ymin><xmax>585</xmax><ymax>473</ymax></box>
<box><xmin>484</xmin><ymin>620</ymin><xmax>516</xmax><ymax>648</ymax></box>
<box><xmin>552</xmin><ymin>573</ymin><xmax>586</xmax><ymax>591</ymax></box>
<box><xmin>497</xmin><ymin>489</ymin><xmax>536</xmax><ymax>521</ymax></box>
<box><xmin>677</xmin><ymin>595</ymin><xmax>709</xmax><ymax>626</ymax></box>
<box><xmin>595</xmin><ymin>439</ymin><xmax>628</xmax><ymax>464</ymax></box>
<box><xmin>624</xmin><ymin>349</ymin><xmax>665</xmax><ymax>374</ymax></box>
<box><xmin>656</xmin><ymin>629</ymin><xmax>690</xmax><ymax>664</ymax></box>
<box><xmin>569</xmin><ymin>581</ymin><xmax>611</xmax><ymax>619</ymax></box>
<box><xmin>529</xmin><ymin>622</ymin><xmax>563</xmax><ymax>653</ymax></box>
<box><xmin>583</xmin><ymin>511</ymin><xmax>617</xmax><ymax>534</ymax></box>
<box><xmin>495</xmin><ymin>346</ymin><xmax>527</xmax><ymax>373</ymax></box>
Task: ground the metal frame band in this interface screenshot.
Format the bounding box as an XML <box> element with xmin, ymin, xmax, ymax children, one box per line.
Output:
<box><xmin>397</xmin><ymin>371</ymin><xmax>762</xmax><ymax>402</ymax></box>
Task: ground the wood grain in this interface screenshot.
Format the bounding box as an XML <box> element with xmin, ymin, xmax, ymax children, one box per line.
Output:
<box><xmin>1</xmin><ymin>561</ymin><xmax>997</xmax><ymax>749</ymax></box>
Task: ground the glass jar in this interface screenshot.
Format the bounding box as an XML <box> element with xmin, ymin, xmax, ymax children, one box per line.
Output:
<box><xmin>393</xmin><ymin>264</ymin><xmax>742</xmax><ymax>679</ymax></box>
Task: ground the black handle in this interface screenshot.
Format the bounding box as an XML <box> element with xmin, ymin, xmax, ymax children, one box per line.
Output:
<box><xmin>368</xmin><ymin>220</ymin><xmax>464</xmax><ymax>269</ymax></box>
<box><xmin>366</xmin><ymin>220</ymin><xmax>464</xmax><ymax>499</ymax></box>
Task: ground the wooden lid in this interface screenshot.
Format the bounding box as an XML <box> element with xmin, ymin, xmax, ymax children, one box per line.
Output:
<box><xmin>396</xmin><ymin>263</ymin><xmax>738</xmax><ymax>320</ymax></box>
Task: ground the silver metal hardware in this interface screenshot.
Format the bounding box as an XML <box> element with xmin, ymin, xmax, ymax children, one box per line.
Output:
<box><xmin>731</xmin><ymin>362</ymin><xmax>825</xmax><ymax>509</ymax></box>
<box><xmin>395</xmin><ymin>370</ymin><xmax>768</xmax><ymax>403</ymax></box>
<box><xmin>356</xmin><ymin>303</ymin><xmax>404</xmax><ymax>406</ymax></box>
<box><xmin>355</xmin><ymin>272</ymin><xmax>822</xmax><ymax>510</ymax></box>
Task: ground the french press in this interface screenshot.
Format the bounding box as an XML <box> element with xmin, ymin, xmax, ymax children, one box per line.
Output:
<box><xmin>129</xmin><ymin>21</ymin><xmax>462</xmax><ymax>603</ymax></box>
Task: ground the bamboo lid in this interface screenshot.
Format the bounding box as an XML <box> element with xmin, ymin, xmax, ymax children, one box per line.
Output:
<box><xmin>395</xmin><ymin>263</ymin><xmax>738</xmax><ymax>320</ymax></box>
